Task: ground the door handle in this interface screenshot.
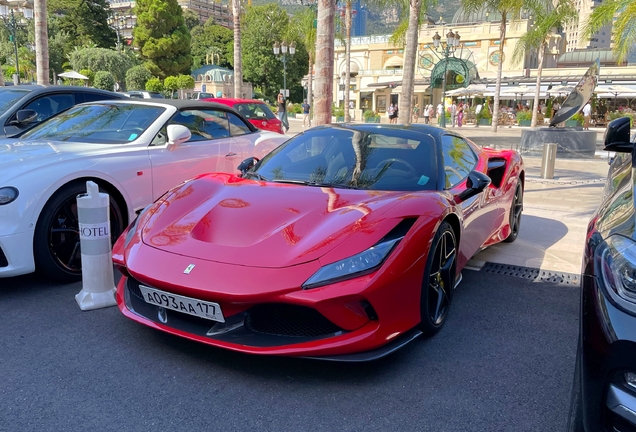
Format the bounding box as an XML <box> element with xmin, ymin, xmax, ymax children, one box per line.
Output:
<box><xmin>225</xmin><ymin>152</ymin><xmax>238</xmax><ymax>159</ymax></box>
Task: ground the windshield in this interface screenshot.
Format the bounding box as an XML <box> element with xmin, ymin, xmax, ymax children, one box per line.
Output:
<box><xmin>0</xmin><ymin>89</ymin><xmax>30</xmax><ymax>112</ymax></box>
<box><xmin>234</xmin><ymin>103</ymin><xmax>276</xmax><ymax>120</ymax></box>
<box><xmin>21</xmin><ymin>103</ymin><xmax>165</xmax><ymax>144</ymax></box>
<box><xmin>253</xmin><ymin>127</ymin><xmax>438</xmax><ymax>191</ymax></box>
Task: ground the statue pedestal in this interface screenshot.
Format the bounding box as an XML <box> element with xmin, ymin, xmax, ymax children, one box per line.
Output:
<box><xmin>519</xmin><ymin>127</ymin><xmax>597</xmax><ymax>159</ymax></box>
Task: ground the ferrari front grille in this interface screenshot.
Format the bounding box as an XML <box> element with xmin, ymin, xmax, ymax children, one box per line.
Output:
<box><xmin>245</xmin><ymin>304</ymin><xmax>344</xmax><ymax>338</ymax></box>
<box><xmin>0</xmin><ymin>247</ymin><xmax>7</xmax><ymax>267</ymax></box>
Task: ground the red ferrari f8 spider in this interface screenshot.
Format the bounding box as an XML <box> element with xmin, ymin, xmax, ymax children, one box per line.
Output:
<box><xmin>113</xmin><ymin>124</ymin><xmax>524</xmax><ymax>361</ymax></box>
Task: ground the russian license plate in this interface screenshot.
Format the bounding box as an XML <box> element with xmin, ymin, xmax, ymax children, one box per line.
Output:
<box><xmin>139</xmin><ymin>285</ymin><xmax>225</xmax><ymax>323</ymax></box>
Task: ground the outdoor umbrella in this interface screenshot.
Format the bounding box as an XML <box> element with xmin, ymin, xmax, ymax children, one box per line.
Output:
<box><xmin>596</xmin><ymin>85</ymin><xmax>636</xmax><ymax>110</ymax></box>
<box><xmin>501</xmin><ymin>85</ymin><xmax>533</xmax><ymax>107</ymax></box>
<box><xmin>547</xmin><ymin>85</ymin><xmax>574</xmax><ymax>95</ymax></box>
<box><xmin>58</xmin><ymin>71</ymin><xmax>89</xmax><ymax>80</ymax></box>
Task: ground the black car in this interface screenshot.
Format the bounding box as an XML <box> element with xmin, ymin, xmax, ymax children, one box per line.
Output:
<box><xmin>568</xmin><ymin>117</ymin><xmax>636</xmax><ymax>431</ymax></box>
<box><xmin>0</xmin><ymin>85</ymin><xmax>124</xmax><ymax>137</ymax></box>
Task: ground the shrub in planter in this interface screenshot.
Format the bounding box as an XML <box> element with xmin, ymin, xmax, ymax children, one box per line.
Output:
<box><xmin>609</xmin><ymin>112</ymin><xmax>635</xmax><ymax>127</ymax></box>
<box><xmin>516</xmin><ymin>110</ymin><xmax>532</xmax><ymax>126</ymax></box>
<box><xmin>363</xmin><ymin>109</ymin><xmax>380</xmax><ymax>123</ymax></box>
<box><xmin>566</xmin><ymin>112</ymin><xmax>585</xmax><ymax>127</ymax></box>
<box><xmin>333</xmin><ymin>107</ymin><xmax>345</xmax><ymax>122</ymax></box>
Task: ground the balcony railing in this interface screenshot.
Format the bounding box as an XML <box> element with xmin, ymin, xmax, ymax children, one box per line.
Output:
<box><xmin>335</xmin><ymin>34</ymin><xmax>392</xmax><ymax>46</ymax></box>
<box><xmin>358</xmin><ymin>69</ymin><xmax>403</xmax><ymax>76</ymax></box>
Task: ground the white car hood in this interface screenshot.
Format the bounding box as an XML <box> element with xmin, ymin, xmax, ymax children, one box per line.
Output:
<box><xmin>0</xmin><ymin>139</ymin><xmax>117</xmax><ymax>183</ymax></box>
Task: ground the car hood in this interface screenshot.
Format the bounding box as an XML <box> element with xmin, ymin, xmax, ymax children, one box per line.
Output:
<box><xmin>0</xmin><ymin>139</ymin><xmax>122</xmax><ymax>183</ymax></box>
<box><xmin>141</xmin><ymin>174</ymin><xmax>408</xmax><ymax>268</ymax></box>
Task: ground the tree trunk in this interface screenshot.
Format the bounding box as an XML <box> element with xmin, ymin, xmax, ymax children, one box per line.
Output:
<box><xmin>398</xmin><ymin>0</ymin><xmax>421</xmax><ymax>124</ymax></box>
<box><xmin>530</xmin><ymin>41</ymin><xmax>545</xmax><ymax>128</ymax></box>
<box><xmin>344</xmin><ymin>1</ymin><xmax>352</xmax><ymax>122</ymax></box>
<box><xmin>34</xmin><ymin>0</ymin><xmax>49</xmax><ymax>85</ymax></box>
<box><xmin>232</xmin><ymin>0</ymin><xmax>242</xmax><ymax>98</ymax></box>
<box><xmin>491</xmin><ymin>13</ymin><xmax>506</xmax><ymax>133</ymax></box>
<box><xmin>314</xmin><ymin>0</ymin><xmax>335</xmax><ymax>126</ymax></box>
<box><xmin>308</xmin><ymin>54</ymin><xmax>314</xmax><ymax>127</ymax></box>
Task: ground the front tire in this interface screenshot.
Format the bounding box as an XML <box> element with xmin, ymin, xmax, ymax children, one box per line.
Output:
<box><xmin>33</xmin><ymin>182</ymin><xmax>124</xmax><ymax>282</ymax></box>
<box><xmin>504</xmin><ymin>182</ymin><xmax>523</xmax><ymax>243</ymax></box>
<box><xmin>417</xmin><ymin>221</ymin><xmax>457</xmax><ymax>336</ymax></box>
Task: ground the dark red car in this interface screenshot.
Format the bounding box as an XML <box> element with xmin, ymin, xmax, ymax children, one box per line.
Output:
<box><xmin>113</xmin><ymin>124</ymin><xmax>524</xmax><ymax>361</ymax></box>
<box><xmin>202</xmin><ymin>98</ymin><xmax>283</xmax><ymax>134</ymax></box>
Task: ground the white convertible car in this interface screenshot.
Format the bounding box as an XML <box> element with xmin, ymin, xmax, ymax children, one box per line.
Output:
<box><xmin>0</xmin><ymin>99</ymin><xmax>289</xmax><ymax>280</ymax></box>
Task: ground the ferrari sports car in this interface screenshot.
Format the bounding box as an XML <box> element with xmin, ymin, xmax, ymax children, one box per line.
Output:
<box><xmin>114</xmin><ymin>124</ymin><xmax>524</xmax><ymax>360</ymax></box>
<box><xmin>0</xmin><ymin>100</ymin><xmax>287</xmax><ymax>280</ymax></box>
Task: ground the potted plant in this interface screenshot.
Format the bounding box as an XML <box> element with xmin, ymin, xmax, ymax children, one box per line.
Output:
<box><xmin>516</xmin><ymin>110</ymin><xmax>532</xmax><ymax>126</ymax></box>
<box><xmin>333</xmin><ymin>106</ymin><xmax>345</xmax><ymax>122</ymax></box>
<box><xmin>363</xmin><ymin>109</ymin><xmax>380</xmax><ymax>123</ymax></box>
<box><xmin>566</xmin><ymin>112</ymin><xmax>584</xmax><ymax>127</ymax></box>
<box><xmin>477</xmin><ymin>106</ymin><xmax>492</xmax><ymax>125</ymax></box>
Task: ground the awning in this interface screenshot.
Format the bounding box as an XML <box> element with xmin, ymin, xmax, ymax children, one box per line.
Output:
<box><xmin>393</xmin><ymin>85</ymin><xmax>430</xmax><ymax>93</ymax></box>
<box><xmin>361</xmin><ymin>86</ymin><xmax>387</xmax><ymax>91</ymax></box>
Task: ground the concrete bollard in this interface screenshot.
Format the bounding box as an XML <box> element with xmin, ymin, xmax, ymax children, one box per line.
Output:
<box><xmin>541</xmin><ymin>143</ymin><xmax>558</xmax><ymax>179</ymax></box>
<box><xmin>75</xmin><ymin>181</ymin><xmax>117</xmax><ymax>311</ymax></box>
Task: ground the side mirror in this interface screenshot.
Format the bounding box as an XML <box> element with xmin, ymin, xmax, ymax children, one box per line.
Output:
<box><xmin>603</xmin><ymin>117</ymin><xmax>633</xmax><ymax>153</ymax></box>
<box><xmin>13</xmin><ymin>109</ymin><xmax>38</xmax><ymax>125</ymax></box>
<box><xmin>456</xmin><ymin>170</ymin><xmax>491</xmax><ymax>202</ymax></box>
<box><xmin>237</xmin><ymin>157</ymin><xmax>259</xmax><ymax>175</ymax></box>
<box><xmin>167</xmin><ymin>124</ymin><xmax>191</xmax><ymax>149</ymax></box>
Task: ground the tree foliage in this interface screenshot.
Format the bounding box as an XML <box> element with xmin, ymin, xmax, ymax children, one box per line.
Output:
<box><xmin>190</xmin><ymin>24</ymin><xmax>233</xmax><ymax>69</ymax></box>
<box><xmin>126</xmin><ymin>65</ymin><xmax>153</xmax><ymax>90</ymax></box>
<box><xmin>583</xmin><ymin>0</ymin><xmax>636</xmax><ymax>63</ymax></box>
<box><xmin>133</xmin><ymin>0</ymin><xmax>192</xmax><ymax>79</ymax></box>
<box><xmin>69</xmin><ymin>47</ymin><xmax>134</xmax><ymax>83</ymax></box>
<box><xmin>47</xmin><ymin>0</ymin><xmax>117</xmax><ymax>49</ymax></box>
<box><xmin>146</xmin><ymin>77</ymin><xmax>164</xmax><ymax>92</ymax></box>
<box><xmin>242</xmin><ymin>3</ymin><xmax>309</xmax><ymax>102</ymax></box>
<box><xmin>93</xmin><ymin>71</ymin><xmax>115</xmax><ymax>91</ymax></box>
<box><xmin>79</xmin><ymin>69</ymin><xmax>95</xmax><ymax>85</ymax></box>
<box><xmin>183</xmin><ymin>8</ymin><xmax>201</xmax><ymax>30</ymax></box>
<box><xmin>177</xmin><ymin>74</ymin><xmax>195</xmax><ymax>89</ymax></box>
<box><xmin>164</xmin><ymin>75</ymin><xmax>179</xmax><ymax>92</ymax></box>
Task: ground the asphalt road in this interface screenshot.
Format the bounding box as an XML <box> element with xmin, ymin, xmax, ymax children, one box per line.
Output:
<box><xmin>1</xmin><ymin>270</ymin><xmax>578</xmax><ymax>432</ymax></box>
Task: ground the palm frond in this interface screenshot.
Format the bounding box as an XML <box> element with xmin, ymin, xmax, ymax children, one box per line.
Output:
<box><xmin>581</xmin><ymin>0</ymin><xmax>624</xmax><ymax>40</ymax></box>
<box><xmin>612</xmin><ymin>0</ymin><xmax>636</xmax><ymax>62</ymax></box>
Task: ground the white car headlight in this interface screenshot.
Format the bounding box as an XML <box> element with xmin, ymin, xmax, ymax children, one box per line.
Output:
<box><xmin>596</xmin><ymin>235</ymin><xmax>636</xmax><ymax>312</ymax></box>
<box><xmin>0</xmin><ymin>187</ymin><xmax>18</xmax><ymax>205</ymax></box>
<box><xmin>302</xmin><ymin>237</ymin><xmax>402</xmax><ymax>290</ymax></box>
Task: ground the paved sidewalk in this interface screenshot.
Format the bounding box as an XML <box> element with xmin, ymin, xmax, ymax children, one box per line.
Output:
<box><xmin>286</xmin><ymin>117</ymin><xmax>611</xmax><ymax>274</ymax></box>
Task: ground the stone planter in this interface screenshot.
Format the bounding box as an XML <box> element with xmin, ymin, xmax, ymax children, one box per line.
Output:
<box><xmin>336</xmin><ymin>116</ymin><xmax>345</xmax><ymax>122</ymax></box>
<box><xmin>478</xmin><ymin>118</ymin><xmax>491</xmax><ymax>125</ymax></box>
<box><xmin>518</xmin><ymin>120</ymin><xmax>531</xmax><ymax>126</ymax></box>
<box><xmin>364</xmin><ymin>116</ymin><xmax>381</xmax><ymax>123</ymax></box>
<box><xmin>565</xmin><ymin>120</ymin><xmax>582</xmax><ymax>127</ymax></box>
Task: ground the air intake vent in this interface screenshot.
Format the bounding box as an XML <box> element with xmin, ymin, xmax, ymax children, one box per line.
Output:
<box><xmin>0</xmin><ymin>247</ymin><xmax>7</xmax><ymax>267</ymax></box>
<box><xmin>245</xmin><ymin>304</ymin><xmax>344</xmax><ymax>338</ymax></box>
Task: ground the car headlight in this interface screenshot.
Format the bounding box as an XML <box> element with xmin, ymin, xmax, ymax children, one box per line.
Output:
<box><xmin>597</xmin><ymin>235</ymin><xmax>636</xmax><ymax>313</ymax></box>
<box><xmin>0</xmin><ymin>187</ymin><xmax>18</xmax><ymax>205</ymax></box>
<box><xmin>302</xmin><ymin>237</ymin><xmax>402</xmax><ymax>289</ymax></box>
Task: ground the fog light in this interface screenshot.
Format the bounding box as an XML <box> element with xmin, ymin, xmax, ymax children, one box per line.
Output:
<box><xmin>626</xmin><ymin>372</ymin><xmax>636</xmax><ymax>391</ymax></box>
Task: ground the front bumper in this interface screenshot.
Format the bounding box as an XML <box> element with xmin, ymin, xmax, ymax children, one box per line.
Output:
<box><xmin>115</xmin><ymin>241</ymin><xmax>426</xmax><ymax>359</ymax></box>
<box><xmin>0</xmin><ymin>230</ymin><xmax>35</xmax><ymax>277</ymax></box>
<box><xmin>580</xmin><ymin>270</ymin><xmax>636</xmax><ymax>431</ymax></box>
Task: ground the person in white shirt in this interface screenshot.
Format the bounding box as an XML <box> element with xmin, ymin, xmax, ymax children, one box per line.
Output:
<box><xmin>423</xmin><ymin>104</ymin><xmax>430</xmax><ymax>124</ymax></box>
<box><xmin>582</xmin><ymin>102</ymin><xmax>592</xmax><ymax>130</ymax></box>
<box><xmin>450</xmin><ymin>101</ymin><xmax>457</xmax><ymax>127</ymax></box>
<box><xmin>437</xmin><ymin>103</ymin><xmax>443</xmax><ymax>125</ymax></box>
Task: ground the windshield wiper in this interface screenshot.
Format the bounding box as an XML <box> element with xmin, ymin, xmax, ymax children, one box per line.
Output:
<box><xmin>244</xmin><ymin>172</ymin><xmax>268</xmax><ymax>181</ymax></box>
<box><xmin>271</xmin><ymin>179</ymin><xmax>357</xmax><ymax>189</ymax></box>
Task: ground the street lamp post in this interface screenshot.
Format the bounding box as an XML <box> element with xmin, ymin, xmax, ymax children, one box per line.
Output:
<box><xmin>340</xmin><ymin>72</ymin><xmax>346</xmax><ymax>108</ymax></box>
<box><xmin>432</xmin><ymin>20</ymin><xmax>461</xmax><ymax>128</ymax></box>
<box><xmin>273</xmin><ymin>40</ymin><xmax>296</xmax><ymax>100</ymax></box>
<box><xmin>0</xmin><ymin>0</ymin><xmax>33</xmax><ymax>85</ymax></box>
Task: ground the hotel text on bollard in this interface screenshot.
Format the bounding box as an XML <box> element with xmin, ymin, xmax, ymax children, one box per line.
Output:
<box><xmin>75</xmin><ymin>181</ymin><xmax>117</xmax><ymax>311</ymax></box>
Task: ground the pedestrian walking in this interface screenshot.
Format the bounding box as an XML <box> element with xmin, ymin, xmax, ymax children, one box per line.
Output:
<box><xmin>423</xmin><ymin>104</ymin><xmax>430</xmax><ymax>124</ymax></box>
<box><xmin>277</xmin><ymin>92</ymin><xmax>289</xmax><ymax>132</ymax></box>
<box><xmin>412</xmin><ymin>104</ymin><xmax>420</xmax><ymax>123</ymax></box>
<box><xmin>457</xmin><ymin>105</ymin><xmax>464</xmax><ymax>127</ymax></box>
<box><xmin>450</xmin><ymin>101</ymin><xmax>457</xmax><ymax>127</ymax></box>
<box><xmin>583</xmin><ymin>102</ymin><xmax>592</xmax><ymax>130</ymax></box>
<box><xmin>437</xmin><ymin>103</ymin><xmax>443</xmax><ymax>125</ymax></box>
<box><xmin>302</xmin><ymin>99</ymin><xmax>311</xmax><ymax>128</ymax></box>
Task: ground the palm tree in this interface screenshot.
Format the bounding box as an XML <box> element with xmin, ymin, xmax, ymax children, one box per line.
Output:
<box><xmin>461</xmin><ymin>0</ymin><xmax>527</xmax><ymax>132</ymax></box>
<box><xmin>34</xmin><ymin>0</ymin><xmax>49</xmax><ymax>84</ymax></box>
<box><xmin>512</xmin><ymin>0</ymin><xmax>577</xmax><ymax>127</ymax></box>
<box><xmin>314</xmin><ymin>0</ymin><xmax>335</xmax><ymax>125</ymax></box>
<box><xmin>232</xmin><ymin>0</ymin><xmax>243</xmax><ymax>98</ymax></box>
<box><xmin>583</xmin><ymin>0</ymin><xmax>635</xmax><ymax>63</ymax></box>
<box><xmin>294</xmin><ymin>9</ymin><xmax>317</xmax><ymax>126</ymax></box>
<box><xmin>343</xmin><ymin>0</ymin><xmax>352</xmax><ymax>122</ymax></box>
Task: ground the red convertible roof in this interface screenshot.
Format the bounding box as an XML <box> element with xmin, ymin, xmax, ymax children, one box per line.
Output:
<box><xmin>202</xmin><ymin>98</ymin><xmax>267</xmax><ymax>105</ymax></box>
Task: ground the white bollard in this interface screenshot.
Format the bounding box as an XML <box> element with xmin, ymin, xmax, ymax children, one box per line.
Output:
<box><xmin>75</xmin><ymin>181</ymin><xmax>117</xmax><ymax>311</ymax></box>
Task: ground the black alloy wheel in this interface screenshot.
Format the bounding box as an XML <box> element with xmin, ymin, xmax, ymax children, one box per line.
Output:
<box><xmin>504</xmin><ymin>182</ymin><xmax>523</xmax><ymax>243</ymax></box>
<box><xmin>418</xmin><ymin>221</ymin><xmax>457</xmax><ymax>336</ymax></box>
<box><xmin>34</xmin><ymin>182</ymin><xmax>124</xmax><ymax>282</ymax></box>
